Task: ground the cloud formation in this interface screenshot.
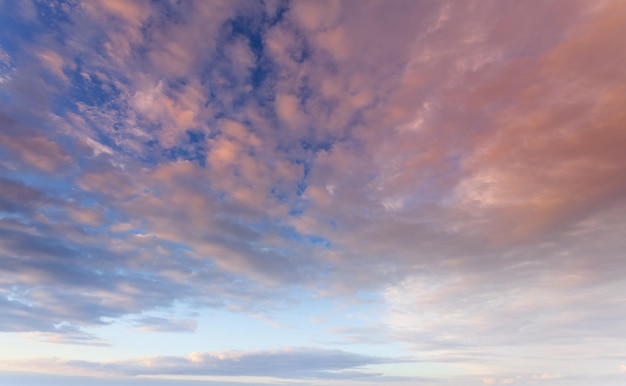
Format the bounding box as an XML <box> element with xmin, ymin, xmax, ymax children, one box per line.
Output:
<box><xmin>2</xmin><ymin>347</ymin><xmax>404</xmax><ymax>380</ymax></box>
<box><xmin>0</xmin><ymin>0</ymin><xmax>625</xmax><ymax>385</ymax></box>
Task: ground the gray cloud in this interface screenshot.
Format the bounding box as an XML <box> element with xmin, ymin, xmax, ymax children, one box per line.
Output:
<box><xmin>4</xmin><ymin>348</ymin><xmax>410</xmax><ymax>380</ymax></box>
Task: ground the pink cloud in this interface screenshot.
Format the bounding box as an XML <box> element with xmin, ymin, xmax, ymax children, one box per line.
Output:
<box><xmin>36</xmin><ymin>50</ymin><xmax>68</xmax><ymax>82</ymax></box>
<box><xmin>0</xmin><ymin>133</ymin><xmax>71</xmax><ymax>172</ymax></box>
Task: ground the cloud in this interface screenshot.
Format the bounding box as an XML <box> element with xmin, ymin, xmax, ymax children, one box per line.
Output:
<box><xmin>21</xmin><ymin>323</ymin><xmax>108</xmax><ymax>346</ymax></box>
<box><xmin>83</xmin><ymin>0</ymin><xmax>149</xmax><ymax>28</ymax></box>
<box><xmin>2</xmin><ymin>348</ymin><xmax>406</xmax><ymax>380</ymax></box>
<box><xmin>37</xmin><ymin>49</ymin><xmax>68</xmax><ymax>82</ymax></box>
<box><xmin>134</xmin><ymin>317</ymin><xmax>197</xmax><ymax>333</ymax></box>
<box><xmin>0</xmin><ymin>373</ymin><xmax>293</xmax><ymax>386</ymax></box>
<box><xmin>0</xmin><ymin>111</ymin><xmax>72</xmax><ymax>172</ymax></box>
<box><xmin>0</xmin><ymin>177</ymin><xmax>57</xmax><ymax>214</ymax></box>
<box><xmin>0</xmin><ymin>0</ymin><xmax>625</xmax><ymax>384</ymax></box>
<box><xmin>532</xmin><ymin>374</ymin><xmax>564</xmax><ymax>381</ymax></box>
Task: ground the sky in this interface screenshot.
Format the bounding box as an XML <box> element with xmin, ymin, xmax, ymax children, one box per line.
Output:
<box><xmin>0</xmin><ymin>0</ymin><xmax>625</xmax><ymax>385</ymax></box>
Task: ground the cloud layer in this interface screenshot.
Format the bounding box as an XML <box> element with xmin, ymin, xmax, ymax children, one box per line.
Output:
<box><xmin>1</xmin><ymin>0</ymin><xmax>625</xmax><ymax>384</ymax></box>
<box><xmin>1</xmin><ymin>347</ymin><xmax>403</xmax><ymax>380</ymax></box>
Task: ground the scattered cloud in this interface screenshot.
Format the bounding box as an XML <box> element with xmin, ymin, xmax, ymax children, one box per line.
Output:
<box><xmin>0</xmin><ymin>0</ymin><xmax>624</xmax><ymax>384</ymax></box>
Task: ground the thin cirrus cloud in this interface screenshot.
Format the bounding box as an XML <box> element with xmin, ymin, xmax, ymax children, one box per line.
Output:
<box><xmin>0</xmin><ymin>0</ymin><xmax>625</xmax><ymax>385</ymax></box>
<box><xmin>134</xmin><ymin>316</ymin><xmax>197</xmax><ymax>333</ymax></box>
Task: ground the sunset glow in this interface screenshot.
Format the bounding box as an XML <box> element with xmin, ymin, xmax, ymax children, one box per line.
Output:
<box><xmin>1</xmin><ymin>1</ymin><xmax>626</xmax><ymax>385</ymax></box>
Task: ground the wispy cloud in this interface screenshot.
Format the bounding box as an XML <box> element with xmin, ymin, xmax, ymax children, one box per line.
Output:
<box><xmin>2</xmin><ymin>347</ymin><xmax>408</xmax><ymax>380</ymax></box>
<box><xmin>134</xmin><ymin>316</ymin><xmax>197</xmax><ymax>333</ymax></box>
